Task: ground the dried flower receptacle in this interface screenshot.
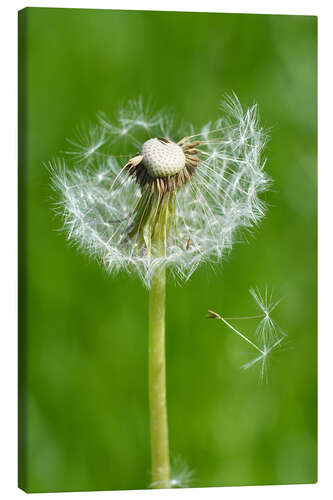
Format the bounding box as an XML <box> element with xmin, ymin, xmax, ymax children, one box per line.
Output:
<box><xmin>124</xmin><ymin>136</ymin><xmax>201</xmax><ymax>256</ymax></box>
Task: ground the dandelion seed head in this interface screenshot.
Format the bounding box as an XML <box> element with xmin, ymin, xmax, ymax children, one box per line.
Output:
<box><xmin>51</xmin><ymin>95</ymin><xmax>270</xmax><ymax>287</ymax></box>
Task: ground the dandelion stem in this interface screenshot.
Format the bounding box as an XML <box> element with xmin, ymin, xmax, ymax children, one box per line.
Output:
<box><xmin>149</xmin><ymin>266</ymin><xmax>170</xmax><ymax>488</ymax></box>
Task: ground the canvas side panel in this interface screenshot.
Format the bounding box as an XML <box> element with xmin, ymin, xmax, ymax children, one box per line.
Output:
<box><xmin>18</xmin><ymin>7</ymin><xmax>29</xmax><ymax>494</ymax></box>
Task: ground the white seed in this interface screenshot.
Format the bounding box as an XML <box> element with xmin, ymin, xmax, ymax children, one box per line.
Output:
<box><xmin>142</xmin><ymin>138</ymin><xmax>185</xmax><ymax>178</ymax></box>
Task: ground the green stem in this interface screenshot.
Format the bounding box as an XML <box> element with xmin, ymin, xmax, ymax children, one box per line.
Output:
<box><xmin>149</xmin><ymin>266</ymin><xmax>170</xmax><ymax>488</ymax></box>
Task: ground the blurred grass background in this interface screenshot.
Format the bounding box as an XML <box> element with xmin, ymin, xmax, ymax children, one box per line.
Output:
<box><xmin>18</xmin><ymin>7</ymin><xmax>317</xmax><ymax>492</ymax></box>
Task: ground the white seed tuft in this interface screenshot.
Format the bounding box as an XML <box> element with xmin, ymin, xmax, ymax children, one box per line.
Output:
<box><xmin>50</xmin><ymin>95</ymin><xmax>270</xmax><ymax>287</ymax></box>
<box><xmin>208</xmin><ymin>288</ymin><xmax>286</xmax><ymax>382</ymax></box>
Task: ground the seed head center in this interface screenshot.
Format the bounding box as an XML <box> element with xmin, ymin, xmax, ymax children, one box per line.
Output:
<box><xmin>142</xmin><ymin>138</ymin><xmax>186</xmax><ymax>178</ymax></box>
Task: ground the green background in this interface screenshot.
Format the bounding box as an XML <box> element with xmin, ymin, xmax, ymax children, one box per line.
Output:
<box><xmin>18</xmin><ymin>8</ymin><xmax>317</xmax><ymax>492</ymax></box>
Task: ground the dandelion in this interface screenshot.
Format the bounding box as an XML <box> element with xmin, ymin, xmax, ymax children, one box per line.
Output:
<box><xmin>207</xmin><ymin>288</ymin><xmax>286</xmax><ymax>382</ymax></box>
<box><xmin>50</xmin><ymin>95</ymin><xmax>270</xmax><ymax>488</ymax></box>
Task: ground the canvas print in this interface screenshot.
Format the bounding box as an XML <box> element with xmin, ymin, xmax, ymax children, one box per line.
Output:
<box><xmin>18</xmin><ymin>7</ymin><xmax>317</xmax><ymax>492</ymax></box>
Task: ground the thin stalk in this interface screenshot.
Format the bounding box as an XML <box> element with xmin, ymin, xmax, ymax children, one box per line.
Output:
<box><xmin>219</xmin><ymin>316</ymin><xmax>264</xmax><ymax>355</ymax></box>
<box><xmin>149</xmin><ymin>265</ymin><xmax>170</xmax><ymax>488</ymax></box>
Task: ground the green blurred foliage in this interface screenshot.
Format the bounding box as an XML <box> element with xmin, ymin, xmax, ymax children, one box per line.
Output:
<box><xmin>18</xmin><ymin>7</ymin><xmax>317</xmax><ymax>492</ymax></box>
